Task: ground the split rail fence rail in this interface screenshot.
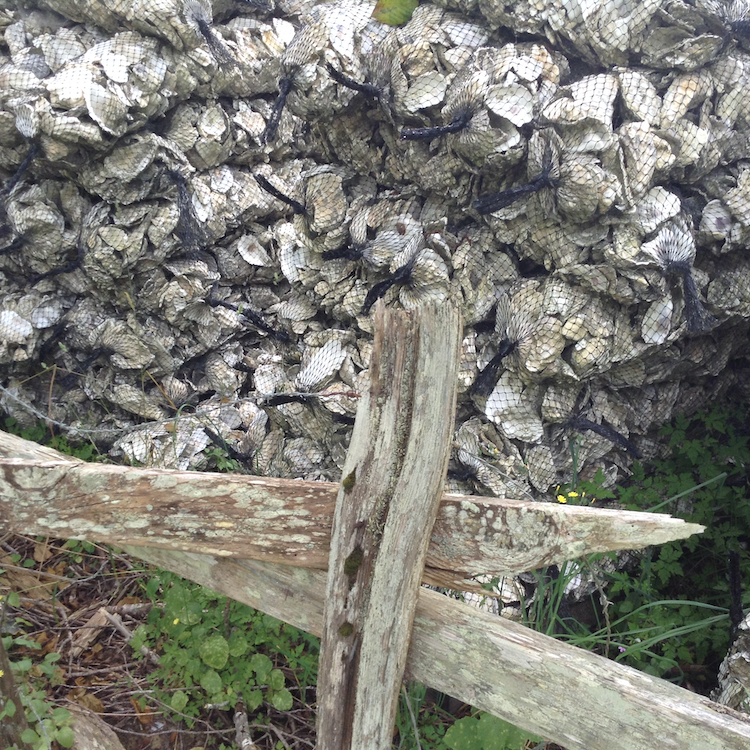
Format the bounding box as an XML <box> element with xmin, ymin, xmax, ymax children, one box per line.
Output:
<box><xmin>1</xmin><ymin>300</ymin><xmax>750</xmax><ymax>750</ymax></box>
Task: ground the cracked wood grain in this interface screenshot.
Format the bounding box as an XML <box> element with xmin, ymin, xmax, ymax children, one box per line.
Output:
<box><xmin>316</xmin><ymin>300</ymin><xmax>462</xmax><ymax>750</ymax></box>
<box><xmin>0</xmin><ymin>431</ymin><xmax>704</xmax><ymax>589</ymax></box>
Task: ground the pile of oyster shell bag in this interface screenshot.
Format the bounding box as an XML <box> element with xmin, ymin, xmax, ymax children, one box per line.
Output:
<box><xmin>1</xmin><ymin>0</ymin><xmax>750</xmax><ymax>603</ymax></box>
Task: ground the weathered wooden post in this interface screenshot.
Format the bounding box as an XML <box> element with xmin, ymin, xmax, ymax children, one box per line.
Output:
<box><xmin>316</xmin><ymin>300</ymin><xmax>462</xmax><ymax>750</ymax></box>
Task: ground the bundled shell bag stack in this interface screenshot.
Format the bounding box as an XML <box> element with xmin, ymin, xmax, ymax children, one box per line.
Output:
<box><xmin>1</xmin><ymin>0</ymin><xmax>750</xmax><ymax>501</ymax></box>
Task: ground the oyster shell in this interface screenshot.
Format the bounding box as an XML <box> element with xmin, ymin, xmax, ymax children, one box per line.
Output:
<box><xmin>485</xmin><ymin>370</ymin><xmax>544</xmax><ymax>443</ymax></box>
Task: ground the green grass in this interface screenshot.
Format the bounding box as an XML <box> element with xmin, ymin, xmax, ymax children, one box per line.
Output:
<box><xmin>524</xmin><ymin>403</ymin><xmax>749</xmax><ymax>687</ymax></box>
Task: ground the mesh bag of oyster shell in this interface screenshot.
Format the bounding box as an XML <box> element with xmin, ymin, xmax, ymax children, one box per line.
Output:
<box><xmin>2</xmin><ymin>0</ymin><xmax>750</xmax><ymax>496</ymax></box>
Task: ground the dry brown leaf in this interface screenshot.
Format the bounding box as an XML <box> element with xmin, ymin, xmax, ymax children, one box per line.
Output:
<box><xmin>0</xmin><ymin>554</ymin><xmax>57</xmax><ymax>600</ymax></box>
<box><xmin>129</xmin><ymin>697</ymin><xmax>157</xmax><ymax>727</ymax></box>
<box><xmin>71</xmin><ymin>690</ymin><xmax>106</xmax><ymax>714</ymax></box>
<box><xmin>118</xmin><ymin>596</ymin><xmax>141</xmax><ymax>606</ymax></box>
<box><xmin>70</xmin><ymin>608</ymin><xmax>110</xmax><ymax>659</ymax></box>
<box><xmin>33</xmin><ymin>538</ymin><xmax>53</xmax><ymax>563</ymax></box>
<box><xmin>46</xmin><ymin>560</ymin><xmax>69</xmax><ymax>578</ymax></box>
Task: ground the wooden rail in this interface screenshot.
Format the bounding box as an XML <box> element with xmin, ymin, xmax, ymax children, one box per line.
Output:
<box><xmin>126</xmin><ymin>546</ymin><xmax>750</xmax><ymax>750</ymax></box>
<box><xmin>0</xmin><ymin>434</ymin><xmax>703</xmax><ymax>590</ymax></box>
<box><xmin>2</xmin><ymin>430</ymin><xmax>747</xmax><ymax>749</ymax></box>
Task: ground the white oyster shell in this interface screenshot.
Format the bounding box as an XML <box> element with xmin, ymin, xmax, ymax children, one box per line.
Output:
<box><xmin>543</xmin><ymin>74</ymin><xmax>618</xmax><ymax>127</ymax></box>
<box><xmin>485</xmin><ymin>371</ymin><xmax>544</xmax><ymax>443</ymax></box>
<box><xmin>0</xmin><ymin>310</ymin><xmax>34</xmax><ymax>344</ymax></box>
<box><xmin>485</xmin><ymin>83</ymin><xmax>535</xmax><ymax>127</ymax></box>
<box><xmin>525</xmin><ymin>444</ymin><xmax>556</xmax><ymax>492</ymax></box>
<box><xmin>297</xmin><ymin>338</ymin><xmax>347</xmax><ymax>391</ymax></box>
<box><xmin>109</xmin><ymin>384</ymin><xmax>167</xmax><ymax>421</ymax></box>
<box><xmin>84</xmin><ymin>81</ymin><xmax>128</xmax><ymax>136</ymax></box>
<box><xmin>617</xmin><ymin>69</ymin><xmax>661</xmax><ymax>123</ymax></box>
<box><xmin>725</xmin><ymin>169</ymin><xmax>750</xmax><ymax>227</ymax></box>
<box><xmin>403</xmin><ymin>71</ymin><xmax>447</xmax><ymax>112</ymax></box>
<box><xmin>641</xmin><ymin>295</ymin><xmax>674</xmax><ymax>345</ymax></box>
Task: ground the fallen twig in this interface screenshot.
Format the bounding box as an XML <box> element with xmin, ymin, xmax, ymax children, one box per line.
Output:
<box><xmin>100</xmin><ymin>608</ymin><xmax>160</xmax><ymax>666</ymax></box>
<box><xmin>234</xmin><ymin>701</ymin><xmax>256</xmax><ymax>748</ymax></box>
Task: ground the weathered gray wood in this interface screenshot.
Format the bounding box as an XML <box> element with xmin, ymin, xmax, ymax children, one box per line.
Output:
<box><xmin>126</xmin><ymin>547</ymin><xmax>750</xmax><ymax>750</ymax></box>
<box><xmin>68</xmin><ymin>705</ymin><xmax>127</xmax><ymax>750</ymax></box>
<box><xmin>317</xmin><ymin>301</ymin><xmax>462</xmax><ymax>750</ymax></box>
<box><xmin>0</xmin><ymin>431</ymin><xmax>704</xmax><ymax>589</ymax></box>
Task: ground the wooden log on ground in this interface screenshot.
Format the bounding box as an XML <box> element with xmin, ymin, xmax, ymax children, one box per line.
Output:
<box><xmin>68</xmin><ymin>705</ymin><xmax>127</xmax><ymax>750</ymax></box>
<box><xmin>317</xmin><ymin>301</ymin><xmax>461</xmax><ymax>750</ymax></box>
<box><xmin>0</xmin><ymin>431</ymin><xmax>704</xmax><ymax>589</ymax></box>
<box><xmin>126</xmin><ymin>546</ymin><xmax>750</xmax><ymax>750</ymax></box>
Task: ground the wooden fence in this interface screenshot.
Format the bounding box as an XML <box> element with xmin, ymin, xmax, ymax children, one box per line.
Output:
<box><xmin>1</xmin><ymin>301</ymin><xmax>749</xmax><ymax>749</ymax></box>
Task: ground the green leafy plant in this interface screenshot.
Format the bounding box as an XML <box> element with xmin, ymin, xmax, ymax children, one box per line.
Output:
<box><xmin>443</xmin><ymin>712</ymin><xmax>542</xmax><ymax>750</ymax></box>
<box><xmin>604</xmin><ymin>405</ymin><xmax>750</xmax><ymax>681</ymax></box>
<box><xmin>130</xmin><ymin>571</ymin><xmax>319</xmax><ymax>727</ymax></box>
<box><xmin>203</xmin><ymin>445</ymin><xmax>242</xmax><ymax>473</ymax></box>
<box><xmin>525</xmin><ymin>405</ymin><xmax>748</xmax><ymax>686</ymax></box>
<box><xmin>133</xmin><ymin>573</ymin><xmax>540</xmax><ymax>749</ymax></box>
<box><xmin>393</xmin><ymin>682</ymin><xmax>451</xmax><ymax>749</ymax></box>
<box><xmin>58</xmin><ymin>540</ymin><xmax>98</xmax><ymax>565</ymax></box>
<box><xmin>1</xmin><ymin>618</ymin><xmax>75</xmax><ymax>750</ymax></box>
<box><xmin>3</xmin><ymin>417</ymin><xmax>101</xmax><ymax>462</ymax></box>
<box><xmin>393</xmin><ymin>685</ymin><xmax>542</xmax><ymax>750</ymax></box>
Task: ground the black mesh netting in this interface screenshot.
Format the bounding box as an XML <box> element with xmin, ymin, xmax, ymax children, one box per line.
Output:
<box><xmin>1</xmin><ymin>0</ymin><xmax>750</xmax><ymax>498</ymax></box>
